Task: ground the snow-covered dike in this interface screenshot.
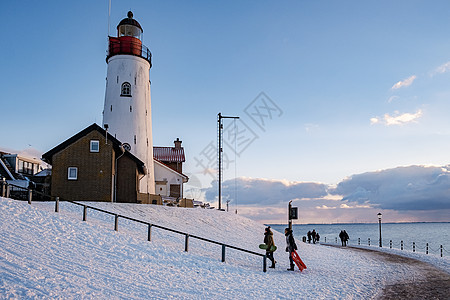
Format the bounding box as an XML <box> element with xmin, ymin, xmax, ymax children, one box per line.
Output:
<box><xmin>0</xmin><ymin>197</ymin><xmax>446</xmax><ymax>299</ymax></box>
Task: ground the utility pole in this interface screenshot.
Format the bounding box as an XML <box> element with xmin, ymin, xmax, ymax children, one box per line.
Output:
<box><xmin>217</xmin><ymin>112</ymin><xmax>239</xmax><ymax>210</ymax></box>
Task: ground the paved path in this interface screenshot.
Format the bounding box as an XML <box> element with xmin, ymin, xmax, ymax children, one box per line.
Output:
<box><xmin>325</xmin><ymin>244</ymin><xmax>450</xmax><ymax>300</ymax></box>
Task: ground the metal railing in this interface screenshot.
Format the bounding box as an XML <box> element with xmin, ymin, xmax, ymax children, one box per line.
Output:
<box><xmin>322</xmin><ymin>236</ymin><xmax>447</xmax><ymax>257</ymax></box>
<box><xmin>1</xmin><ymin>180</ymin><xmax>267</xmax><ymax>272</ymax></box>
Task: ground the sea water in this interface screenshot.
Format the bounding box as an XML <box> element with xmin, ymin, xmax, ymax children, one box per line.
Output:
<box><xmin>270</xmin><ymin>223</ymin><xmax>450</xmax><ymax>257</ymax></box>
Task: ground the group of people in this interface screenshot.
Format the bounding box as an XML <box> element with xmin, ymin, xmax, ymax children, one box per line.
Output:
<box><xmin>263</xmin><ymin>226</ymin><xmax>298</xmax><ymax>271</ymax></box>
<box><xmin>339</xmin><ymin>230</ymin><xmax>349</xmax><ymax>246</ymax></box>
<box><xmin>306</xmin><ymin>229</ymin><xmax>320</xmax><ymax>244</ymax></box>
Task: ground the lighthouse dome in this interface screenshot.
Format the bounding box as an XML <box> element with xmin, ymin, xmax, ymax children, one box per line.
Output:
<box><xmin>117</xmin><ymin>11</ymin><xmax>143</xmax><ymax>39</ymax></box>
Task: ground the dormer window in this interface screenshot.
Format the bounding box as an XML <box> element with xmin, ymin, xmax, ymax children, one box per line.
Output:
<box><xmin>121</xmin><ymin>82</ymin><xmax>131</xmax><ymax>96</ymax></box>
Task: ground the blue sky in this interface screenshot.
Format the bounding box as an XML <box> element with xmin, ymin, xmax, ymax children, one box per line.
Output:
<box><xmin>1</xmin><ymin>1</ymin><xmax>450</xmax><ymax>223</ymax></box>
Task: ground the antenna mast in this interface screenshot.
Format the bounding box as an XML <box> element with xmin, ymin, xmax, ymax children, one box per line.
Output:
<box><xmin>217</xmin><ymin>112</ymin><xmax>239</xmax><ymax>211</ymax></box>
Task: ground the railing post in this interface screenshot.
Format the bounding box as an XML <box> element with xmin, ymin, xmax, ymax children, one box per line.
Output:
<box><xmin>335</xmin><ymin>237</ymin><xmax>337</xmax><ymax>244</ymax></box>
<box><xmin>426</xmin><ymin>243</ymin><xmax>428</xmax><ymax>255</ymax></box>
<box><xmin>148</xmin><ymin>224</ymin><xmax>152</xmax><ymax>241</ymax></box>
<box><xmin>401</xmin><ymin>240</ymin><xmax>403</xmax><ymax>250</ymax></box>
<box><xmin>114</xmin><ymin>215</ymin><xmax>119</xmax><ymax>231</ymax></box>
<box><xmin>1</xmin><ymin>179</ymin><xmax>5</xmax><ymax>197</ymax></box>
<box><xmin>27</xmin><ymin>188</ymin><xmax>32</xmax><ymax>204</ymax></box>
<box><xmin>6</xmin><ymin>184</ymin><xmax>10</xmax><ymax>198</ymax></box>
<box><xmin>358</xmin><ymin>238</ymin><xmax>360</xmax><ymax>245</ymax></box>
<box><xmin>55</xmin><ymin>197</ymin><xmax>59</xmax><ymax>212</ymax></box>
<box><xmin>263</xmin><ymin>254</ymin><xmax>267</xmax><ymax>272</ymax></box>
<box><xmin>368</xmin><ymin>238</ymin><xmax>370</xmax><ymax>246</ymax></box>
<box><xmin>413</xmin><ymin>242</ymin><xmax>415</xmax><ymax>252</ymax></box>
<box><xmin>390</xmin><ymin>240</ymin><xmax>392</xmax><ymax>249</ymax></box>
<box><xmin>441</xmin><ymin>245</ymin><xmax>443</xmax><ymax>257</ymax></box>
<box><xmin>83</xmin><ymin>205</ymin><xmax>87</xmax><ymax>221</ymax></box>
<box><xmin>185</xmin><ymin>234</ymin><xmax>189</xmax><ymax>252</ymax></box>
<box><xmin>324</xmin><ymin>237</ymin><xmax>326</xmax><ymax>243</ymax></box>
<box><xmin>222</xmin><ymin>245</ymin><xmax>226</xmax><ymax>262</ymax></box>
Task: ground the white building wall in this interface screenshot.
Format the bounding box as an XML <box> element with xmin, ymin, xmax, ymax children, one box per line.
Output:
<box><xmin>154</xmin><ymin>161</ymin><xmax>185</xmax><ymax>198</ymax></box>
<box><xmin>103</xmin><ymin>54</ymin><xmax>155</xmax><ymax>194</ymax></box>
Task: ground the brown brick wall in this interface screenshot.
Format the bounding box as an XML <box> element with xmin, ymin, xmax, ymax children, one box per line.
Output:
<box><xmin>116</xmin><ymin>155</ymin><xmax>138</xmax><ymax>203</ymax></box>
<box><xmin>51</xmin><ymin>131</ymin><xmax>114</xmax><ymax>201</ymax></box>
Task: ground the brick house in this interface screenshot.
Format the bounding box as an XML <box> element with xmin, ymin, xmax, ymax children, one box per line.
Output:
<box><xmin>153</xmin><ymin>138</ymin><xmax>188</xmax><ymax>199</ymax></box>
<box><xmin>42</xmin><ymin>123</ymin><xmax>160</xmax><ymax>203</ymax></box>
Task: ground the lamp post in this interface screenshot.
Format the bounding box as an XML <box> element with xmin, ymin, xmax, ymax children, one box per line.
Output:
<box><xmin>377</xmin><ymin>213</ymin><xmax>382</xmax><ymax>247</ymax></box>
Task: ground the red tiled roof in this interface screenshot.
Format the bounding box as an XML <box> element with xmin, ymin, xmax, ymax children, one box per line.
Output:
<box><xmin>153</xmin><ymin>147</ymin><xmax>185</xmax><ymax>162</ymax></box>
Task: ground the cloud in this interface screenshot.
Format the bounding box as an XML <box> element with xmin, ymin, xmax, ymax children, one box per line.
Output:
<box><xmin>329</xmin><ymin>165</ymin><xmax>450</xmax><ymax>211</ymax></box>
<box><xmin>431</xmin><ymin>61</ymin><xmax>450</xmax><ymax>76</ymax></box>
<box><xmin>204</xmin><ymin>165</ymin><xmax>450</xmax><ymax>223</ymax></box>
<box><xmin>391</xmin><ymin>75</ymin><xmax>416</xmax><ymax>90</ymax></box>
<box><xmin>370</xmin><ymin>109</ymin><xmax>422</xmax><ymax>126</ymax></box>
<box><xmin>204</xmin><ymin>177</ymin><xmax>328</xmax><ymax>206</ymax></box>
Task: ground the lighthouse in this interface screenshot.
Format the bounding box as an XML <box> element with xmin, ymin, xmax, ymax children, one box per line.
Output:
<box><xmin>103</xmin><ymin>11</ymin><xmax>155</xmax><ymax>194</ymax></box>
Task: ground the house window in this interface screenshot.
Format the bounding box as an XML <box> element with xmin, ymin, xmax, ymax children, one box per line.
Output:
<box><xmin>121</xmin><ymin>82</ymin><xmax>131</xmax><ymax>96</ymax></box>
<box><xmin>90</xmin><ymin>140</ymin><xmax>100</xmax><ymax>152</ymax></box>
<box><xmin>68</xmin><ymin>167</ymin><xmax>78</xmax><ymax>180</ymax></box>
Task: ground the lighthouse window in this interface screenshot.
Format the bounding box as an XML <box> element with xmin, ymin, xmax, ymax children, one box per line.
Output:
<box><xmin>121</xmin><ymin>82</ymin><xmax>131</xmax><ymax>97</ymax></box>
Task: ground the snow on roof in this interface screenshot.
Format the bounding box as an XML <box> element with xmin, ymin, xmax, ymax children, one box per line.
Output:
<box><xmin>153</xmin><ymin>146</ymin><xmax>185</xmax><ymax>163</ymax></box>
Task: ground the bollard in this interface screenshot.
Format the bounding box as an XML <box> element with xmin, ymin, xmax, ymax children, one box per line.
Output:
<box><xmin>263</xmin><ymin>255</ymin><xmax>267</xmax><ymax>272</ymax></box>
<box><xmin>441</xmin><ymin>245</ymin><xmax>443</xmax><ymax>257</ymax></box>
<box><xmin>55</xmin><ymin>197</ymin><xmax>59</xmax><ymax>212</ymax></box>
<box><xmin>147</xmin><ymin>224</ymin><xmax>152</xmax><ymax>241</ymax></box>
<box><xmin>185</xmin><ymin>234</ymin><xmax>189</xmax><ymax>252</ymax></box>
<box><xmin>114</xmin><ymin>215</ymin><xmax>119</xmax><ymax>231</ymax></box>
<box><xmin>358</xmin><ymin>238</ymin><xmax>360</xmax><ymax>245</ymax></box>
<box><xmin>401</xmin><ymin>240</ymin><xmax>403</xmax><ymax>250</ymax></box>
<box><xmin>335</xmin><ymin>237</ymin><xmax>338</xmax><ymax>244</ymax></box>
<box><xmin>368</xmin><ymin>238</ymin><xmax>370</xmax><ymax>246</ymax></box>
<box><xmin>83</xmin><ymin>206</ymin><xmax>87</xmax><ymax>221</ymax></box>
<box><xmin>426</xmin><ymin>243</ymin><xmax>428</xmax><ymax>255</ymax></box>
<box><xmin>324</xmin><ymin>237</ymin><xmax>327</xmax><ymax>243</ymax></box>
<box><xmin>222</xmin><ymin>244</ymin><xmax>226</xmax><ymax>262</ymax></box>
<box><xmin>413</xmin><ymin>242</ymin><xmax>415</xmax><ymax>252</ymax></box>
<box><xmin>390</xmin><ymin>240</ymin><xmax>392</xmax><ymax>249</ymax></box>
<box><xmin>27</xmin><ymin>189</ymin><xmax>32</xmax><ymax>204</ymax></box>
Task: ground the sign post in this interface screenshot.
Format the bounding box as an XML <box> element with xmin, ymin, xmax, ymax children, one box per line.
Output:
<box><xmin>288</xmin><ymin>200</ymin><xmax>298</xmax><ymax>230</ymax></box>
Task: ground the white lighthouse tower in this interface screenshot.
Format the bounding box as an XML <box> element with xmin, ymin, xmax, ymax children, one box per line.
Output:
<box><xmin>103</xmin><ymin>11</ymin><xmax>155</xmax><ymax>194</ymax></box>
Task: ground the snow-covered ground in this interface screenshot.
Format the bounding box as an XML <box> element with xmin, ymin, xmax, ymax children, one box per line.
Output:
<box><xmin>0</xmin><ymin>197</ymin><xmax>448</xmax><ymax>299</ymax></box>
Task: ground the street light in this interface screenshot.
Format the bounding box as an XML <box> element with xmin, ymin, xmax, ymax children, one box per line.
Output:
<box><xmin>377</xmin><ymin>213</ymin><xmax>382</xmax><ymax>247</ymax></box>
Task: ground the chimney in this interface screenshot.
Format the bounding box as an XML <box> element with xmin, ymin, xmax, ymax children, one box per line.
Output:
<box><xmin>174</xmin><ymin>138</ymin><xmax>182</xmax><ymax>150</ymax></box>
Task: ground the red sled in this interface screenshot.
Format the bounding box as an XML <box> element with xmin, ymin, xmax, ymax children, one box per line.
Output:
<box><xmin>291</xmin><ymin>250</ymin><xmax>307</xmax><ymax>271</ymax></box>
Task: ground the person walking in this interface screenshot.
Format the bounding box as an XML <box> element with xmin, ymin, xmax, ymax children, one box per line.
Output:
<box><xmin>285</xmin><ymin>228</ymin><xmax>297</xmax><ymax>271</ymax></box>
<box><xmin>264</xmin><ymin>227</ymin><xmax>276</xmax><ymax>268</ymax></box>
<box><xmin>343</xmin><ymin>230</ymin><xmax>349</xmax><ymax>247</ymax></box>
<box><xmin>312</xmin><ymin>229</ymin><xmax>317</xmax><ymax>244</ymax></box>
<box><xmin>307</xmin><ymin>230</ymin><xmax>312</xmax><ymax>243</ymax></box>
<box><xmin>339</xmin><ymin>230</ymin><xmax>345</xmax><ymax>246</ymax></box>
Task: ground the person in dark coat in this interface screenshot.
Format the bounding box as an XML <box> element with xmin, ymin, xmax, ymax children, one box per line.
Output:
<box><xmin>339</xmin><ymin>230</ymin><xmax>345</xmax><ymax>246</ymax></box>
<box><xmin>307</xmin><ymin>230</ymin><xmax>312</xmax><ymax>243</ymax></box>
<box><xmin>343</xmin><ymin>230</ymin><xmax>349</xmax><ymax>246</ymax></box>
<box><xmin>264</xmin><ymin>226</ymin><xmax>276</xmax><ymax>268</ymax></box>
<box><xmin>285</xmin><ymin>228</ymin><xmax>297</xmax><ymax>271</ymax></box>
<box><xmin>339</xmin><ymin>230</ymin><xmax>349</xmax><ymax>246</ymax></box>
<box><xmin>312</xmin><ymin>229</ymin><xmax>317</xmax><ymax>244</ymax></box>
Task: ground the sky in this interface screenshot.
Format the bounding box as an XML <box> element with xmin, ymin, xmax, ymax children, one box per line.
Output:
<box><xmin>1</xmin><ymin>0</ymin><xmax>450</xmax><ymax>223</ymax></box>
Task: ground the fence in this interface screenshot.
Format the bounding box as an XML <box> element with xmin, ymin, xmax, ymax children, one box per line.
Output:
<box><xmin>1</xmin><ymin>180</ymin><xmax>267</xmax><ymax>272</ymax></box>
<box><xmin>322</xmin><ymin>236</ymin><xmax>448</xmax><ymax>257</ymax></box>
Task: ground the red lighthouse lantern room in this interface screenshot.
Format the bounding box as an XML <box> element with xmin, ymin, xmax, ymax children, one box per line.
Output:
<box><xmin>107</xmin><ymin>11</ymin><xmax>152</xmax><ymax>66</ymax></box>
